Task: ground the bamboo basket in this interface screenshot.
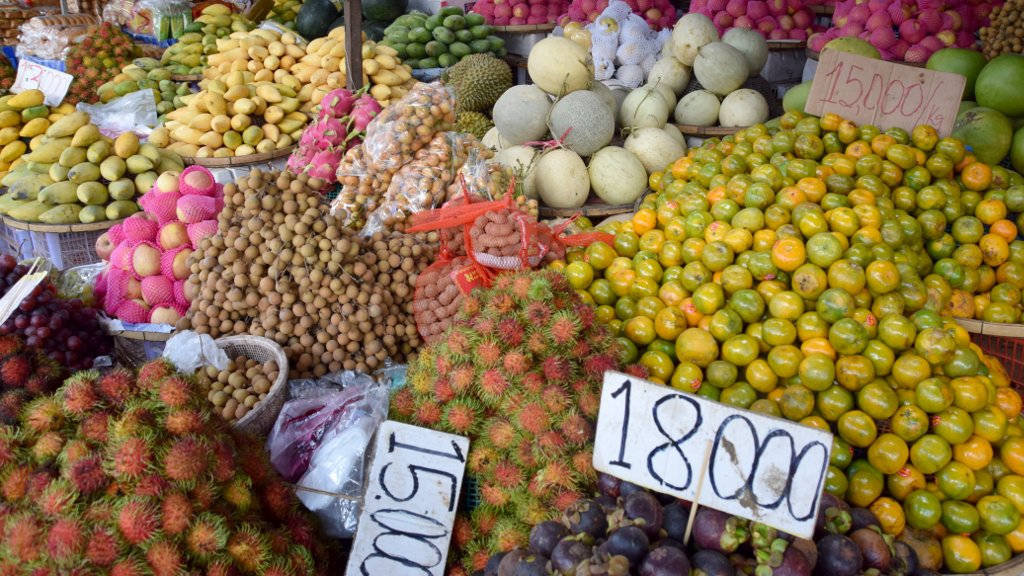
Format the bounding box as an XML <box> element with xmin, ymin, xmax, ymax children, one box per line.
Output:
<box><xmin>180</xmin><ymin>144</ymin><xmax>296</xmax><ymax>167</ymax></box>
<box><xmin>1</xmin><ymin>216</ymin><xmax>123</xmax><ymax>270</ymax></box>
<box><xmin>215</xmin><ymin>335</ymin><xmax>289</xmax><ymax>437</ymax></box>
<box><xmin>954</xmin><ymin>318</ymin><xmax>1024</xmax><ymax>390</ymax></box>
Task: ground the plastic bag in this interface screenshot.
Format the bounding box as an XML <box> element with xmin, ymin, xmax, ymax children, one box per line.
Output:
<box><xmin>16</xmin><ymin>14</ymin><xmax>98</xmax><ymax>60</ymax></box>
<box><xmin>57</xmin><ymin>262</ymin><xmax>104</xmax><ymax>305</ymax></box>
<box><xmin>360</xmin><ymin>131</ymin><xmax>481</xmax><ymax>237</ymax></box>
<box><xmin>161</xmin><ymin>330</ymin><xmax>229</xmax><ymax>374</ymax></box>
<box><xmin>267</xmin><ymin>372</ymin><xmax>389</xmax><ymax>538</ymax></box>
<box><xmin>77</xmin><ymin>89</ymin><xmax>159</xmax><ymax>138</ymax></box>
<box><xmin>330</xmin><ymin>145</ymin><xmax>390</xmax><ymax>229</ymax></box>
<box><xmin>361</xmin><ymin>81</ymin><xmax>456</xmax><ymax>174</ymax></box>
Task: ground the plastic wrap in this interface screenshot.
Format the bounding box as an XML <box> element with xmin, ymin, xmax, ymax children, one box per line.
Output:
<box><xmin>57</xmin><ymin>263</ymin><xmax>104</xmax><ymax>305</ymax></box>
<box><xmin>16</xmin><ymin>14</ymin><xmax>98</xmax><ymax>60</ymax></box>
<box><xmin>161</xmin><ymin>330</ymin><xmax>230</xmax><ymax>374</ymax></box>
<box><xmin>361</xmin><ymin>81</ymin><xmax>456</xmax><ymax>174</ymax></box>
<box><xmin>330</xmin><ymin>145</ymin><xmax>390</xmax><ymax>229</ymax></box>
<box><xmin>267</xmin><ymin>373</ymin><xmax>389</xmax><ymax>538</ymax></box>
<box><xmin>76</xmin><ymin>89</ymin><xmax>159</xmax><ymax>138</ymax></box>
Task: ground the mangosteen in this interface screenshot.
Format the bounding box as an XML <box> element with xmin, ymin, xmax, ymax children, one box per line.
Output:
<box><xmin>529</xmin><ymin>521</ymin><xmax>568</xmax><ymax>557</ymax></box>
<box><xmin>892</xmin><ymin>541</ymin><xmax>918</xmax><ymax>576</ymax></box>
<box><xmin>510</xmin><ymin>554</ymin><xmax>548</xmax><ymax>576</ymax></box>
<box><xmin>790</xmin><ymin>538</ymin><xmax>818</xmax><ymax>570</ymax></box>
<box><xmin>624</xmin><ymin>491</ymin><xmax>664</xmax><ymax>539</ymax></box>
<box><xmin>773</xmin><ymin>546</ymin><xmax>812</xmax><ymax>576</ymax></box>
<box><xmin>485</xmin><ymin>552</ymin><xmax>507</xmax><ymax>576</ymax></box>
<box><xmin>619</xmin><ymin>480</ymin><xmax>645</xmax><ymax>498</ymax></box>
<box><xmin>497</xmin><ymin>548</ymin><xmax>528</xmax><ymax>576</ymax></box>
<box><xmin>597</xmin><ymin>473</ymin><xmax>622</xmax><ymax>498</ymax></box>
<box><xmin>640</xmin><ymin>545</ymin><xmax>691</xmax><ymax>576</ymax></box>
<box><xmin>692</xmin><ymin>508</ymin><xmax>749</xmax><ymax>554</ymax></box>
<box><xmin>814</xmin><ymin>534</ymin><xmax>862</xmax><ymax>576</ymax></box>
<box><xmin>563</xmin><ymin>499</ymin><xmax>609</xmax><ymax>538</ymax></box>
<box><xmin>601</xmin><ymin>525</ymin><xmax>649</xmax><ymax>565</ymax></box>
<box><xmin>849</xmin><ymin>528</ymin><xmax>891</xmax><ymax>572</ymax></box>
<box><xmin>596</xmin><ymin>493</ymin><xmax>619</xmax><ymax>514</ymax></box>
<box><xmin>662</xmin><ymin>501</ymin><xmax>689</xmax><ymax>542</ymax></box>
<box><xmin>655</xmin><ymin>538</ymin><xmax>686</xmax><ymax>551</ymax></box>
<box><xmin>655</xmin><ymin>492</ymin><xmax>678</xmax><ymax>505</ymax></box>
<box><xmin>849</xmin><ymin>508</ymin><xmax>880</xmax><ymax>531</ymax></box>
<box><xmin>692</xmin><ymin>549</ymin><xmax>736</xmax><ymax>576</ymax></box>
<box><xmin>815</xmin><ymin>493</ymin><xmax>852</xmax><ymax>538</ymax></box>
<box><xmin>550</xmin><ymin>536</ymin><xmax>592</xmax><ymax>574</ymax></box>
<box><xmin>898</xmin><ymin>528</ymin><xmax>943</xmax><ymax>572</ymax></box>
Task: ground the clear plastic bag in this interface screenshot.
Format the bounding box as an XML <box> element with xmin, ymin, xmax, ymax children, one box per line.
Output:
<box><xmin>16</xmin><ymin>14</ymin><xmax>98</xmax><ymax>60</ymax></box>
<box><xmin>57</xmin><ymin>262</ymin><xmax>104</xmax><ymax>305</ymax></box>
<box><xmin>360</xmin><ymin>132</ymin><xmax>484</xmax><ymax>237</ymax></box>
<box><xmin>76</xmin><ymin>89</ymin><xmax>159</xmax><ymax>138</ymax></box>
<box><xmin>330</xmin><ymin>145</ymin><xmax>391</xmax><ymax>229</ymax></box>
<box><xmin>361</xmin><ymin>81</ymin><xmax>456</xmax><ymax>174</ymax></box>
<box><xmin>267</xmin><ymin>372</ymin><xmax>389</xmax><ymax>538</ymax></box>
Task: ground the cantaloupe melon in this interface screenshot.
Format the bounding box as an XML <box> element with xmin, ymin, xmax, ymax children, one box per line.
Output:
<box><xmin>527</xmin><ymin>37</ymin><xmax>594</xmax><ymax>96</ymax></box>
<box><xmin>674</xmin><ymin>89</ymin><xmax>720</xmax><ymax>126</ymax></box>
<box><xmin>588</xmin><ymin>146</ymin><xmax>647</xmax><ymax>205</ymax></box>
<box><xmin>549</xmin><ymin>90</ymin><xmax>615</xmax><ymax>157</ymax></box>
<box><xmin>693</xmin><ymin>42</ymin><xmax>748</xmax><ymax>96</ymax></box>
<box><xmin>619</xmin><ymin>86</ymin><xmax>671</xmax><ymax>129</ymax></box>
<box><xmin>719</xmin><ymin>89</ymin><xmax>769</xmax><ymax>127</ymax></box>
<box><xmin>493</xmin><ymin>85</ymin><xmax>553</xmax><ymax>145</ymax></box>
<box><xmin>722</xmin><ymin>28</ymin><xmax>769</xmax><ymax>77</ymax></box>
<box><xmin>625</xmin><ymin>128</ymin><xmax>686</xmax><ymax>174</ymax></box>
<box><xmin>648</xmin><ymin>58</ymin><xmax>691</xmax><ymax>95</ymax></box>
<box><xmin>671</xmin><ymin>13</ymin><xmax>718</xmax><ymax>66</ymax></box>
<box><xmin>536</xmin><ymin>149</ymin><xmax>589</xmax><ymax>208</ymax></box>
<box><xmin>482</xmin><ymin>126</ymin><xmax>512</xmax><ymax>151</ymax></box>
<box><xmin>589</xmin><ymin>81</ymin><xmax>618</xmax><ymax>115</ymax></box>
<box><xmin>493</xmin><ymin>145</ymin><xmax>540</xmax><ymax>198</ymax></box>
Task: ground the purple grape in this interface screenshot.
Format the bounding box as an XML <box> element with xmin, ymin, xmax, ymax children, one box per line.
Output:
<box><xmin>624</xmin><ymin>491</ymin><xmax>663</xmax><ymax>539</ymax></box>
<box><xmin>562</xmin><ymin>499</ymin><xmax>608</xmax><ymax>538</ymax></box>
<box><xmin>640</xmin><ymin>546</ymin><xmax>690</xmax><ymax>576</ymax></box>
<box><xmin>601</xmin><ymin>526</ymin><xmax>649</xmax><ymax>564</ymax></box>
<box><xmin>529</xmin><ymin>521</ymin><xmax>568</xmax><ymax>558</ymax></box>
<box><xmin>550</xmin><ymin>536</ymin><xmax>591</xmax><ymax>574</ymax></box>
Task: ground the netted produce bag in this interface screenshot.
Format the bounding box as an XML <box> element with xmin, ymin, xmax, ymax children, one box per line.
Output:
<box><xmin>360</xmin><ymin>131</ymin><xmax>483</xmax><ymax>236</ymax></box>
<box><xmin>330</xmin><ymin>145</ymin><xmax>391</xmax><ymax>229</ymax></box>
<box><xmin>361</xmin><ymin>81</ymin><xmax>456</xmax><ymax>174</ymax></box>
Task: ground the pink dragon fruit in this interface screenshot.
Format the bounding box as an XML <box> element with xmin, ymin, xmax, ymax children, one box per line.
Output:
<box><xmin>319</xmin><ymin>89</ymin><xmax>356</xmax><ymax>120</ymax></box>
<box><xmin>351</xmin><ymin>95</ymin><xmax>382</xmax><ymax>132</ymax></box>
<box><xmin>307</xmin><ymin>149</ymin><xmax>344</xmax><ymax>182</ymax></box>
<box><xmin>287</xmin><ymin>148</ymin><xmax>315</xmax><ymax>173</ymax></box>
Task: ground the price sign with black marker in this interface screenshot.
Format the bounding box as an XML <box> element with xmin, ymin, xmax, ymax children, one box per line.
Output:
<box><xmin>345</xmin><ymin>420</ymin><xmax>469</xmax><ymax>576</ymax></box>
<box><xmin>593</xmin><ymin>371</ymin><xmax>832</xmax><ymax>538</ymax></box>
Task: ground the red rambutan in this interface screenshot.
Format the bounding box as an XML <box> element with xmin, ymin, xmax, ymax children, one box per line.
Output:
<box><xmin>263</xmin><ymin>559</ymin><xmax>297</xmax><ymax>576</ymax></box>
<box><xmin>541</xmin><ymin>385</ymin><xmax>570</xmax><ymax>413</ymax></box>
<box><xmin>467</xmin><ymin>446</ymin><xmax>497</xmax><ymax>475</ymax></box>
<box><xmin>493</xmin><ymin>460</ymin><xmax>525</xmax><ymax>488</ymax></box>
<box><xmin>475</xmin><ymin>339</ymin><xmax>502</xmax><ymax>367</ymax></box>
<box><xmin>445</xmin><ymin>330</ymin><xmax>470</xmax><ymax>357</ymax></box>
<box><xmin>68</xmin><ymin>456</ymin><xmax>107</xmax><ymax>494</ymax></box>
<box><xmin>433</xmin><ymin>378</ymin><xmax>455</xmax><ymax>403</ymax></box>
<box><xmin>435</xmin><ymin>354</ymin><xmax>451</xmax><ymax>378</ymax></box>
<box><xmin>4</xmin><ymin>513</ymin><xmax>42</xmax><ymax>561</ymax></box>
<box><xmin>117</xmin><ymin>498</ymin><xmax>159</xmax><ymax>544</ymax></box>
<box><xmin>472</xmin><ymin>315</ymin><xmax>496</xmax><ymax>337</ymax></box>
<box><xmin>449</xmin><ymin>365</ymin><xmax>475</xmax><ymax>393</ymax></box>
<box><xmin>46</xmin><ymin>516</ymin><xmax>84</xmax><ymax>561</ymax></box>
<box><xmin>490</xmin><ymin>519</ymin><xmax>528</xmax><ymax>552</ymax></box>
<box><xmin>552</xmin><ymin>489</ymin><xmax>583</xmax><ymax>511</ymax></box>
<box><xmin>492</xmin><ymin>273</ymin><xmax>514</xmax><ymax>292</ymax></box>
<box><xmin>502</xmin><ymin>351</ymin><xmax>530</xmax><ymax>375</ymax></box>
<box><xmin>96</xmin><ymin>369</ymin><xmax>134</xmax><ymax>406</ymax></box>
<box><xmin>137</xmin><ymin>360</ymin><xmax>174</xmax><ymax>390</ymax></box>
<box><xmin>227</xmin><ymin>525</ymin><xmax>269</xmax><ymax>573</ymax></box>
<box><xmin>442</xmin><ymin>400</ymin><xmax>479</xmax><ymax>435</ymax></box>
<box><xmin>520</xmin><ymin>371</ymin><xmax>544</xmax><ymax>393</ymax></box>
<box><xmin>535</xmin><ymin>460</ymin><xmax>575</xmax><ymax>491</ymax></box>
<box><xmin>485</xmin><ymin>420</ymin><xmax>517</xmax><ymax>449</ymax></box>
<box><xmin>31</xmin><ymin>430</ymin><xmax>63</xmax><ymax>464</ymax></box>
<box><xmin>145</xmin><ymin>538</ymin><xmax>183</xmax><ymax>576</ymax></box>
<box><xmin>0</xmin><ymin>334</ymin><xmax>22</xmax><ymax>357</ymax></box>
<box><xmin>526</xmin><ymin>331</ymin><xmax>546</xmax><ymax>354</ymax></box>
<box><xmin>24</xmin><ymin>375</ymin><xmax>54</xmax><ymax>396</ymax></box>
<box><xmin>542</xmin><ymin>357</ymin><xmax>570</xmax><ymax>382</ymax></box>
<box><xmin>574</xmin><ymin>301</ymin><xmax>596</xmax><ymax>329</ymax></box>
<box><xmin>79</xmin><ymin>411</ymin><xmax>109</xmax><ymax>443</ymax></box>
<box><xmin>22</xmin><ymin>397</ymin><xmax>63</xmax><ymax>433</ymax></box>
<box><xmin>497</xmin><ymin>318</ymin><xmax>525</xmax><ymax>346</ymax></box>
<box><xmin>535</xmin><ymin>430</ymin><xmax>567</xmax><ymax>456</ymax></box>
<box><xmin>107</xmin><ymin>436</ymin><xmax>151</xmax><ymax>480</ymax></box>
<box><xmin>0</xmin><ymin>355</ymin><xmax>30</xmax><ymax>387</ymax></box>
<box><xmin>110</xmin><ymin>557</ymin><xmax>147</xmax><ymax>576</ymax></box>
<box><xmin>85</xmin><ymin>528</ymin><xmax>119</xmax><ymax>566</ymax></box>
<box><xmin>461</xmin><ymin>295</ymin><xmax>481</xmax><ymax>317</ymax></box>
<box><xmin>515</xmin><ymin>402</ymin><xmax>549</xmax><ymax>437</ymax></box>
<box><xmin>391</xmin><ymin>387</ymin><xmax>416</xmax><ymax>417</ymax></box>
<box><xmin>479</xmin><ymin>369</ymin><xmax>509</xmax><ymax>402</ymax></box>
<box><xmin>222</xmin><ymin>475</ymin><xmax>252</xmax><ymax>512</ymax></box>
<box><xmin>560</xmin><ymin>412</ymin><xmax>593</xmax><ymax>445</ymax></box>
<box><xmin>0</xmin><ymin>389</ymin><xmax>25</xmax><ymax>425</ymax></box>
<box><xmin>204</xmin><ymin>559</ymin><xmax>233</xmax><ymax>576</ymax></box>
<box><xmin>526</xmin><ymin>301</ymin><xmax>551</xmax><ymax>325</ymax></box>
<box><xmin>547</xmin><ymin>313</ymin><xmax>579</xmax><ymax>346</ymax></box>
<box><xmin>571</xmin><ymin>339</ymin><xmax>591</xmax><ymax>358</ymax></box>
<box><xmin>38</xmin><ymin>479</ymin><xmax>76</xmax><ymax>516</ymax></box>
<box><xmin>1</xmin><ymin>467</ymin><xmax>29</xmax><ymax>502</ymax></box>
<box><xmin>624</xmin><ymin>364</ymin><xmax>649</xmax><ymax>379</ymax></box>
<box><xmin>479</xmin><ymin>482</ymin><xmax>510</xmax><ymax>507</ymax></box>
<box><xmin>209</xmin><ymin>440</ymin><xmax>235</xmax><ymax>483</ymax></box>
<box><xmin>577</xmin><ymin>389</ymin><xmax>600</xmax><ymax>419</ymax></box>
<box><xmin>164</xmin><ymin>408</ymin><xmax>204</xmax><ymax>436</ymax></box>
<box><xmin>134</xmin><ymin>473</ymin><xmax>169</xmax><ymax>498</ymax></box>
<box><xmin>413</xmin><ymin>398</ymin><xmax>442</xmax><ymax>426</ymax></box>
<box><xmin>157</xmin><ymin>376</ymin><xmax>191</xmax><ymax>408</ymax></box>
<box><xmin>161</xmin><ymin>491</ymin><xmax>192</xmax><ymax>535</ymax></box>
<box><xmin>284</xmin><ymin>514</ymin><xmax>316</xmax><ymax>549</ymax></box>
<box><xmin>191</xmin><ymin>480</ymin><xmax>217</xmax><ymax>510</ymax></box>
<box><xmin>583</xmin><ymin>353</ymin><xmax>617</xmax><ymax>379</ymax></box>
<box><xmin>516</xmin><ymin>441</ymin><xmax>537</xmax><ymax>469</ymax></box>
<box><xmin>467</xmin><ymin>547</ymin><xmax>491</xmax><ymax>574</ymax></box>
<box><xmin>453</xmin><ymin>515</ymin><xmax>473</xmax><ymax>549</ymax></box>
<box><xmin>162</xmin><ymin>437</ymin><xmax>208</xmax><ymax>484</ymax></box>
<box><xmin>572</xmin><ymin>450</ymin><xmax>595</xmax><ymax>481</ymax></box>
<box><xmin>61</xmin><ymin>377</ymin><xmax>98</xmax><ymax>415</ymax></box>
<box><xmin>511</xmin><ymin>274</ymin><xmax>533</xmax><ymax>300</ymax></box>
<box><xmin>490</xmin><ymin>292</ymin><xmax>515</xmax><ymax>314</ymax></box>
<box><xmin>186</xmin><ymin>513</ymin><xmax>228</xmax><ymax>559</ymax></box>
<box><xmin>26</xmin><ymin>470</ymin><xmax>51</xmax><ymax>500</ymax></box>
<box><xmin>261</xmin><ymin>480</ymin><xmax>294</xmax><ymax>520</ymax></box>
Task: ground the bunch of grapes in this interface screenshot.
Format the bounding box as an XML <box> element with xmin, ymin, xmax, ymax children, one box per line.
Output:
<box><xmin>0</xmin><ymin>254</ymin><xmax>111</xmax><ymax>372</ymax></box>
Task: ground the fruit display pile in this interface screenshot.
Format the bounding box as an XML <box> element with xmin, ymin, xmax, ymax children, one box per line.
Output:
<box><xmin>96</xmin><ymin>58</ymin><xmax>194</xmax><ymax>120</ymax></box>
<box><xmin>381</xmin><ymin>8</ymin><xmax>507</xmax><ymax>69</ymax></box>
<box><xmin>0</xmin><ymin>360</ymin><xmax>330</xmax><ymax>575</ymax></box>
<box><xmin>63</xmin><ymin>22</ymin><xmax>140</xmax><ymax>105</ymax></box>
<box><xmin>473</xmin><ymin>0</ymin><xmax>568</xmax><ymax>27</ymax></box>
<box><xmin>159</xmin><ymin>4</ymin><xmax>253</xmax><ymax>77</ymax></box>
<box><xmin>561</xmin><ymin>0</ymin><xmax>677</xmax><ymax>29</ymax></box>
<box><xmin>0</xmin><ymin>113</ymin><xmax>183</xmax><ymax>225</ymax></box>
<box><xmin>268</xmin><ymin>0</ymin><xmax>303</xmax><ymax>28</ymax></box>
<box><xmin>196</xmin><ymin>354</ymin><xmax>280</xmax><ymax>423</ymax></box>
<box><xmin>0</xmin><ymin>91</ymin><xmax>77</xmax><ymax>181</ymax></box>
<box><xmin>557</xmin><ymin>110</ymin><xmax>1024</xmax><ymax>572</ymax></box>
<box><xmin>980</xmin><ymin>0</ymin><xmax>1024</xmax><ymax>57</ymax></box>
<box><xmin>391</xmin><ymin>269</ymin><xmax>646</xmax><ymax>573</ymax></box>
<box><xmin>0</xmin><ymin>54</ymin><xmax>13</xmax><ymax>94</ymax></box>
<box><xmin>688</xmin><ymin>0</ymin><xmax>818</xmax><ymax>39</ymax></box>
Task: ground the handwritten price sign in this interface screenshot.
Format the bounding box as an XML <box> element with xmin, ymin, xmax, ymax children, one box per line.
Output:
<box><xmin>593</xmin><ymin>372</ymin><xmax>832</xmax><ymax>538</ymax></box>
<box><xmin>345</xmin><ymin>421</ymin><xmax>469</xmax><ymax>576</ymax></box>
<box><xmin>805</xmin><ymin>50</ymin><xmax>965</xmax><ymax>136</ymax></box>
<box><xmin>11</xmin><ymin>61</ymin><xmax>73</xmax><ymax>107</ymax></box>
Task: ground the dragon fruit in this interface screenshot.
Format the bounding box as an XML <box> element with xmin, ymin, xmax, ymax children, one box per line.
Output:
<box><xmin>308</xmin><ymin>148</ymin><xmax>344</xmax><ymax>182</ymax></box>
<box><xmin>319</xmin><ymin>88</ymin><xmax>357</xmax><ymax>120</ymax></box>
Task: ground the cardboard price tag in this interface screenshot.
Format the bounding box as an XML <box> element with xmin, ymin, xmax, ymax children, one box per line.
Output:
<box><xmin>345</xmin><ymin>421</ymin><xmax>469</xmax><ymax>576</ymax></box>
<box><xmin>593</xmin><ymin>372</ymin><xmax>832</xmax><ymax>538</ymax></box>
<box><xmin>805</xmin><ymin>50</ymin><xmax>965</xmax><ymax>136</ymax></box>
<box><xmin>11</xmin><ymin>61</ymin><xmax>73</xmax><ymax>107</ymax></box>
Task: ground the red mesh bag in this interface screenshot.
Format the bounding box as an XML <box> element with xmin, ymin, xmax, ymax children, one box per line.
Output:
<box><xmin>107</xmin><ymin>222</ymin><xmax>125</xmax><ymax>245</ymax></box>
<box><xmin>173</xmin><ymin>280</ymin><xmax>188</xmax><ymax>307</ymax></box>
<box><xmin>115</xmin><ymin>299</ymin><xmax>150</xmax><ymax>324</ymax></box>
<box><xmin>160</xmin><ymin>246</ymin><xmax>188</xmax><ymax>280</ymax></box>
<box><xmin>179</xmin><ymin>165</ymin><xmax>217</xmax><ymax>196</ymax></box>
<box><xmin>123</xmin><ymin>214</ymin><xmax>158</xmax><ymax>243</ymax></box>
<box><xmin>139</xmin><ymin>189</ymin><xmax>180</xmax><ymax>225</ymax></box>
<box><xmin>103</xmin><ymin>267</ymin><xmax>131</xmax><ymax>314</ymax></box>
<box><xmin>187</xmin><ymin>220</ymin><xmax>217</xmax><ymax>247</ymax></box>
<box><xmin>176</xmin><ymin>195</ymin><xmax>217</xmax><ymax>223</ymax></box>
<box><xmin>141</xmin><ymin>275</ymin><xmax>174</xmax><ymax>306</ymax></box>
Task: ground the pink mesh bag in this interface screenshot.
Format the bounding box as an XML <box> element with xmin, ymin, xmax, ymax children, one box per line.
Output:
<box><xmin>94</xmin><ymin>270</ymin><xmax>107</xmax><ymax>303</ymax></box>
<box><xmin>179</xmin><ymin>166</ymin><xmax>217</xmax><ymax>196</ymax></box>
<box><xmin>128</xmin><ymin>241</ymin><xmax>161</xmax><ymax>278</ymax></box>
<box><xmin>156</xmin><ymin>222</ymin><xmax>189</xmax><ymax>251</ymax></box>
<box><xmin>173</xmin><ymin>280</ymin><xmax>188</xmax><ymax>307</ymax></box>
<box><xmin>176</xmin><ymin>195</ymin><xmax>217</xmax><ymax>224</ymax></box>
<box><xmin>140</xmin><ymin>190</ymin><xmax>181</xmax><ymax>225</ymax></box>
<box><xmin>115</xmin><ymin>300</ymin><xmax>150</xmax><ymax>324</ymax></box>
<box><xmin>103</xmin><ymin>267</ymin><xmax>130</xmax><ymax>314</ymax></box>
<box><xmin>187</xmin><ymin>220</ymin><xmax>217</xmax><ymax>247</ymax></box>
<box><xmin>107</xmin><ymin>223</ymin><xmax>125</xmax><ymax>246</ymax></box>
<box><xmin>123</xmin><ymin>214</ymin><xmax>158</xmax><ymax>243</ymax></box>
<box><xmin>109</xmin><ymin>241</ymin><xmax>136</xmax><ymax>272</ymax></box>
<box><xmin>141</xmin><ymin>275</ymin><xmax>174</xmax><ymax>306</ymax></box>
<box><xmin>160</xmin><ymin>246</ymin><xmax>189</xmax><ymax>280</ymax></box>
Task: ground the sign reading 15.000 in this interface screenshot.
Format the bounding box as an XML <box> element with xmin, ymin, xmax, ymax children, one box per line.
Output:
<box><xmin>593</xmin><ymin>372</ymin><xmax>833</xmax><ymax>539</ymax></box>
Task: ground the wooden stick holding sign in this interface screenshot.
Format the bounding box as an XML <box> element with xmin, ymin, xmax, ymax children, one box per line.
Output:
<box><xmin>683</xmin><ymin>440</ymin><xmax>713</xmax><ymax>546</ymax></box>
<box><xmin>344</xmin><ymin>0</ymin><xmax>363</xmax><ymax>91</ymax></box>
<box><xmin>0</xmin><ymin>259</ymin><xmax>47</xmax><ymax>327</ymax></box>
<box><xmin>593</xmin><ymin>371</ymin><xmax>833</xmax><ymax>539</ymax></box>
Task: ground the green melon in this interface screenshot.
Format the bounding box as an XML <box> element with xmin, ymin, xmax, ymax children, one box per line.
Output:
<box><xmin>958</xmin><ymin>101</ymin><xmax>978</xmax><ymax>116</ymax></box>
<box><xmin>783</xmin><ymin>81</ymin><xmax>812</xmax><ymax>113</ymax></box>
<box><xmin>926</xmin><ymin>48</ymin><xmax>986</xmax><ymax>101</ymax></box>
<box><xmin>976</xmin><ymin>54</ymin><xmax>1024</xmax><ymax>118</ymax></box>
<box><xmin>823</xmin><ymin>37</ymin><xmax>880</xmax><ymax>59</ymax></box>
<box><xmin>1013</xmin><ymin>127</ymin><xmax>1024</xmax><ymax>174</ymax></box>
<box><xmin>952</xmin><ymin>106</ymin><xmax>1013</xmax><ymax>166</ymax></box>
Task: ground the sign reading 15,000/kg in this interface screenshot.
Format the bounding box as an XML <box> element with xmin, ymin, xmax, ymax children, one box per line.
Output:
<box><xmin>805</xmin><ymin>50</ymin><xmax>965</xmax><ymax>137</ymax></box>
<box><xmin>593</xmin><ymin>372</ymin><xmax>833</xmax><ymax>539</ymax></box>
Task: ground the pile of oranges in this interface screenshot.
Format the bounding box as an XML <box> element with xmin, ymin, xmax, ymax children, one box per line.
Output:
<box><xmin>554</xmin><ymin>111</ymin><xmax>1024</xmax><ymax>573</ymax></box>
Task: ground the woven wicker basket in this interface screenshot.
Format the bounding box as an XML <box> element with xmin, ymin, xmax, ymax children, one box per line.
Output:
<box><xmin>215</xmin><ymin>335</ymin><xmax>289</xmax><ymax>437</ymax></box>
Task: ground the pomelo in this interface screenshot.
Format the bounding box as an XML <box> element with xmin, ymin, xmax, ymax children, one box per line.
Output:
<box><xmin>783</xmin><ymin>81</ymin><xmax>812</xmax><ymax>113</ymax></box>
<box><xmin>958</xmin><ymin>101</ymin><xmax>978</xmax><ymax>116</ymax></box>
<box><xmin>822</xmin><ymin>36</ymin><xmax>881</xmax><ymax>59</ymax></box>
<box><xmin>976</xmin><ymin>54</ymin><xmax>1024</xmax><ymax>118</ymax></box>
<box><xmin>951</xmin><ymin>106</ymin><xmax>1013</xmax><ymax>166</ymax></box>
<box><xmin>1013</xmin><ymin>127</ymin><xmax>1024</xmax><ymax>174</ymax></box>
<box><xmin>926</xmin><ymin>48</ymin><xmax>986</xmax><ymax>101</ymax></box>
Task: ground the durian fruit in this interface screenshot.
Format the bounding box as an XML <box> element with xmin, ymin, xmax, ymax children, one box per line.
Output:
<box><xmin>0</xmin><ymin>360</ymin><xmax>330</xmax><ymax>575</ymax></box>
<box><xmin>456</xmin><ymin>111</ymin><xmax>494</xmax><ymax>140</ymax></box>
<box><xmin>391</xmin><ymin>269</ymin><xmax>648</xmax><ymax>574</ymax></box>
<box><xmin>444</xmin><ymin>54</ymin><xmax>514</xmax><ymax>113</ymax></box>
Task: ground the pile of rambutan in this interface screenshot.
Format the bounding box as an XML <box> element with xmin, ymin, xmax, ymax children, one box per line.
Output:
<box><xmin>0</xmin><ymin>359</ymin><xmax>330</xmax><ymax>575</ymax></box>
<box><xmin>0</xmin><ymin>334</ymin><xmax>61</xmax><ymax>425</ymax></box>
<box><xmin>63</xmin><ymin>22</ymin><xmax>139</xmax><ymax>104</ymax></box>
<box><xmin>390</xmin><ymin>269</ymin><xmax>646</xmax><ymax>575</ymax></box>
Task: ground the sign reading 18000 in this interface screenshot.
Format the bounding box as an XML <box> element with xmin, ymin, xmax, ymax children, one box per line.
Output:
<box><xmin>593</xmin><ymin>372</ymin><xmax>833</xmax><ymax>538</ymax></box>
